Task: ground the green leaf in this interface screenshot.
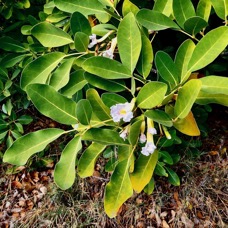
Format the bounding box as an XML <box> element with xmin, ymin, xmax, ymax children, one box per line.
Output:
<box><xmin>104</xmin><ymin>159</ymin><xmax>133</xmax><ymax>218</ymax></box>
<box><xmin>122</xmin><ymin>0</ymin><xmax>139</xmax><ymax>16</ymax></box>
<box><xmin>165</xmin><ymin>167</ymin><xmax>180</xmax><ymax>186</ymax></box>
<box><xmin>86</xmin><ymin>88</ymin><xmax>112</xmax><ymax>122</ymax></box>
<box><xmin>20</xmin><ymin>52</ymin><xmax>65</xmax><ymax>90</ymax></box>
<box><xmin>136</xmin><ymin>33</ymin><xmax>153</xmax><ymax>79</ymax></box>
<box><xmin>155</xmin><ymin>51</ymin><xmax>179</xmax><ymax>89</ymax></box>
<box><xmin>128</xmin><ymin>119</ymin><xmax>143</xmax><ymax>145</ymax></box>
<box><xmin>84</xmin><ymin>72</ymin><xmax>126</xmax><ymax>92</ymax></box>
<box><xmin>195</xmin><ymin>91</ymin><xmax>228</xmax><ymax>106</ymax></box>
<box><xmin>74</xmin><ymin>32</ymin><xmax>89</xmax><ymax>52</ymax></box>
<box><xmin>61</xmin><ymin>70</ymin><xmax>87</xmax><ymax>97</ymax></box>
<box><xmin>31</xmin><ymin>22</ymin><xmax>73</xmax><ymax>47</ymax></box>
<box><xmin>49</xmin><ymin>58</ymin><xmax>75</xmax><ymax>91</ymax></box>
<box><xmin>54</xmin><ymin>0</ymin><xmax>107</xmax><ymax>15</ymax></box>
<box><xmin>82</xmin><ymin>128</ymin><xmax>129</xmax><ymax>146</ymax></box>
<box><xmin>78</xmin><ymin>142</ymin><xmax>106</xmax><ymax>178</ymax></box>
<box><xmin>17</xmin><ymin>115</ymin><xmax>33</xmax><ymax>125</ymax></box>
<box><xmin>196</xmin><ymin>0</ymin><xmax>212</xmax><ymax>22</ymax></box>
<box><xmin>136</xmin><ymin>9</ymin><xmax>179</xmax><ymax>31</ymax></box>
<box><xmin>184</xmin><ymin>16</ymin><xmax>208</xmax><ymax>35</ymax></box>
<box><xmin>98</xmin><ymin>0</ymin><xmax>114</xmax><ymax>8</ymax></box>
<box><xmin>76</xmin><ymin>99</ymin><xmax>93</xmax><ymax>125</ymax></box>
<box><xmin>117</xmin><ymin>12</ymin><xmax>141</xmax><ymax>74</ymax></box>
<box><xmin>153</xmin><ymin>0</ymin><xmax>173</xmax><ymax>16</ymax></box>
<box><xmin>144</xmin><ymin>178</ymin><xmax>155</xmax><ymax>195</ymax></box>
<box><xmin>173</xmin><ymin>0</ymin><xmax>196</xmax><ymax>28</ymax></box>
<box><xmin>145</xmin><ymin>109</ymin><xmax>173</xmax><ymax>127</ymax></box>
<box><xmin>211</xmin><ymin>0</ymin><xmax>228</xmax><ymax>20</ymax></box>
<box><xmin>174</xmin><ymin>39</ymin><xmax>195</xmax><ymax>83</ymax></box>
<box><xmin>136</xmin><ymin>81</ymin><xmax>168</xmax><ymax>109</ymax></box>
<box><xmin>159</xmin><ymin>151</ymin><xmax>173</xmax><ymax>165</ymax></box>
<box><xmin>70</xmin><ymin>12</ymin><xmax>91</xmax><ymax>36</ymax></box>
<box><xmin>46</xmin><ymin>12</ymin><xmax>68</xmax><ymax>23</ymax></box>
<box><xmin>101</xmin><ymin>93</ymin><xmax>127</xmax><ymax>108</ymax></box>
<box><xmin>3</xmin><ymin>129</ymin><xmax>64</xmax><ymax>165</ymax></box>
<box><xmin>54</xmin><ymin>136</ymin><xmax>82</xmax><ymax>190</ymax></box>
<box><xmin>188</xmin><ymin>26</ymin><xmax>228</xmax><ymax>72</ymax></box>
<box><xmin>82</xmin><ymin>56</ymin><xmax>132</xmax><ymax>79</ymax></box>
<box><xmin>154</xmin><ymin>162</ymin><xmax>168</xmax><ymax>177</ymax></box>
<box><xmin>0</xmin><ymin>54</ymin><xmax>28</xmax><ymax>68</ymax></box>
<box><xmin>92</xmin><ymin>24</ymin><xmax>117</xmax><ymax>36</ymax></box>
<box><xmin>0</xmin><ymin>36</ymin><xmax>27</xmax><ymax>53</ymax></box>
<box><xmin>200</xmin><ymin>76</ymin><xmax>228</xmax><ymax>95</ymax></box>
<box><xmin>174</xmin><ymin>79</ymin><xmax>202</xmax><ymax>119</ymax></box>
<box><xmin>27</xmin><ymin>84</ymin><xmax>78</xmax><ymax>125</ymax></box>
<box><xmin>130</xmin><ymin>150</ymin><xmax>158</xmax><ymax>193</ymax></box>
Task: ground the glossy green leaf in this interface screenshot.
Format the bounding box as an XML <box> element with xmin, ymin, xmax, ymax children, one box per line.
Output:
<box><xmin>86</xmin><ymin>88</ymin><xmax>112</xmax><ymax>122</ymax></box>
<box><xmin>136</xmin><ymin>33</ymin><xmax>153</xmax><ymax>79</ymax></box>
<box><xmin>211</xmin><ymin>0</ymin><xmax>228</xmax><ymax>20</ymax></box>
<box><xmin>31</xmin><ymin>22</ymin><xmax>73</xmax><ymax>47</ymax></box>
<box><xmin>82</xmin><ymin>56</ymin><xmax>132</xmax><ymax>79</ymax></box>
<box><xmin>78</xmin><ymin>142</ymin><xmax>106</xmax><ymax>178</ymax></box>
<box><xmin>196</xmin><ymin>0</ymin><xmax>212</xmax><ymax>22</ymax></box>
<box><xmin>84</xmin><ymin>72</ymin><xmax>126</xmax><ymax>92</ymax></box>
<box><xmin>184</xmin><ymin>16</ymin><xmax>208</xmax><ymax>35</ymax></box>
<box><xmin>154</xmin><ymin>162</ymin><xmax>168</xmax><ymax>177</ymax></box>
<box><xmin>195</xmin><ymin>91</ymin><xmax>228</xmax><ymax>106</ymax></box>
<box><xmin>82</xmin><ymin>128</ymin><xmax>129</xmax><ymax>146</ymax></box>
<box><xmin>46</xmin><ymin>12</ymin><xmax>68</xmax><ymax>23</ymax></box>
<box><xmin>130</xmin><ymin>150</ymin><xmax>158</xmax><ymax>193</ymax></box>
<box><xmin>173</xmin><ymin>111</ymin><xmax>200</xmax><ymax>136</ymax></box>
<box><xmin>129</xmin><ymin>119</ymin><xmax>143</xmax><ymax>145</ymax></box>
<box><xmin>145</xmin><ymin>109</ymin><xmax>173</xmax><ymax>127</ymax></box>
<box><xmin>101</xmin><ymin>93</ymin><xmax>127</xmax><ymax>108</ymax></box>
<box><xmin>117</xmin><ymin>12</ymin><xmax>141</xmax><ymax>74</ymax></box>
<box><xmin>50</xmin><ymin>58</ymin><xmax>75</xmax><ymax>91</ymax></box>
<box><xmin>200</xmin><ymin>76</ymin><xmax>228</xmax><ymax>95</ymax></box>
<box><xmin>20</xmin><ymin>52</ymin><xmax>65</xmax><ymax>90</ymax></box>
<box><xmin>155</xmin><ymin>51</ymin><xmax>179</xmax><ymax>89</ymax></box>
<box><xmin>188</xmin><ymin>26</ymin><xmax>228</xmax><ymax>72</ymax></box>
<box><xmin>136</xmin><ymin>9</ymin><xmax>179</xmax><ymax>31</ymax></box>
<box><xmin>3</xmin><ymin>128</ymin><xmax>64</xmax><ymax>165</ymax></box>
<box><xmin>0</xmin><ymin>36</ymin><xmax>27</xmax><ymax>53</ymax></box>
<box><xmin>174</xmin><ymin>79</ymin><xmax>202</xmax><ymax>119</ymax></box>
<box><xmin>98</xmin><ymin>0</ymin><xmax>114</xmax><ymax>8</ymax></box>
<box><xmin>137</xmin><ymin>82</ymin><xmax>168</xmax><ymax>109</ymax></box>
<box><xmin>153</xmin><ymin>0</ymin><xmax>173</xmax><ymax>16</ymax></box>
<box><xmin>165</xmin><ymin>167</ymin><xmax>180</xmax><ymax>186</ymax></box>
<box><xmin>54</xmin><ymin>0</ymin><xmax>107</xmax><ymax>15</ymax></box>
<box><xmin>104</xmin><ymin>159</ymin><xmax>133</xmax><ymax>218</ymax></box>
<box><xmin>122</xmin><ymin>0</ymin><xmax>139</xmax><ymax>16</ymax></box>
<box><xmin>92</xmin><ymin>24</ymin><xmax>117</xmax><ymax>36</ymax></box>
<box><xmin>54</xmin><ymin>136</ymin><xmax>82</xmax><ymax>190</ymax></box>
<box><xmin>61</xmin><ymin>70</ymin><xmax>87</xmax><ymax>97</ymax></box>
<box><xmin>27</xmin><ymin>84</ymin><xmax>78</xmax><ymax>125</ymax></box>
<box><xmin>70</xmin><ymin>12</ymin><xmax>91</xmax><ymax>36</ymax></box>
<box><xmin>174</xmin><ymin>39</ymin><xmax>195</xmax><ymax>83</ymax></box>
<box><xmin>173</xmin><ymin>0</ymin><xmax>196</xmax><ymax>28</ymax></box>
<box><xmin>76</xmin><ymin>99</ymin><xmax>93</xmax><ymax>125</ymax></box>
<box><xmin>0</xmin><ymin>54</ymin><xmax>28</xmax><ymax>68</ymax></box>
<box><xmin>74</xmin><ymin>32</ymin><xmax>89</xmax><ymax>52</ymax></box>
<box><xmin>159</xmin><ymin>151</ymin><xmax>173</xmax><ymax>165</ymax></box>
<box><xmin>144</xmin><ymin>178</ymin><xmax>155</xmax><ymax>195</ymax></box>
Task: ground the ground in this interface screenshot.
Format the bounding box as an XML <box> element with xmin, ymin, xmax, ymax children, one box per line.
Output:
<box><xmin>0</xmin><ymin>105</ymin><xmax>227</xmax><ymax>227</ymax></box>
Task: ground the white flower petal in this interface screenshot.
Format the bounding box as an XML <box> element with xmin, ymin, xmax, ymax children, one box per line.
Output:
<box><xmin>139</xmin><ymin>133</ymin><xmax>146</xmax><ymax>143</ymax></box>
<box><xmin>148</xmin><ymin>127</ymin><xmax>157</xmax><ymax>135</ymax></box>
<box><xmin>110</xmin><ymin>103</ymin><xmax>133</xmax><ymax>123</ymax></box>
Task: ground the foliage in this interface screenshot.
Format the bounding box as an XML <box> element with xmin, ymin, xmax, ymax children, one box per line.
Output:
<box><xmin>1</xmin><ymin>0</ymin><xmax>228</xmax><ymax>218</ymax></box>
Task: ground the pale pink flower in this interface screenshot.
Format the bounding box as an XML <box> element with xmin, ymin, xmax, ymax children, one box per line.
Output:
<box><xmin>88</xmin><ymin>34</ymin><xmax>97</xmax><ymax>48</ymax></box>
<box><xmin>139</xmin><ymin>133</ymin><xmax>146</xmax><ymax>143</ymax></box>
<box><xmin>110</xmin><ymin>103</ymin><xmax>133</xmax><ymax>123</ymax></box>
<box><xmin>141</xmin><ymin>142</ymin><xmax>157</xmax><ymax>156</ymax></box>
